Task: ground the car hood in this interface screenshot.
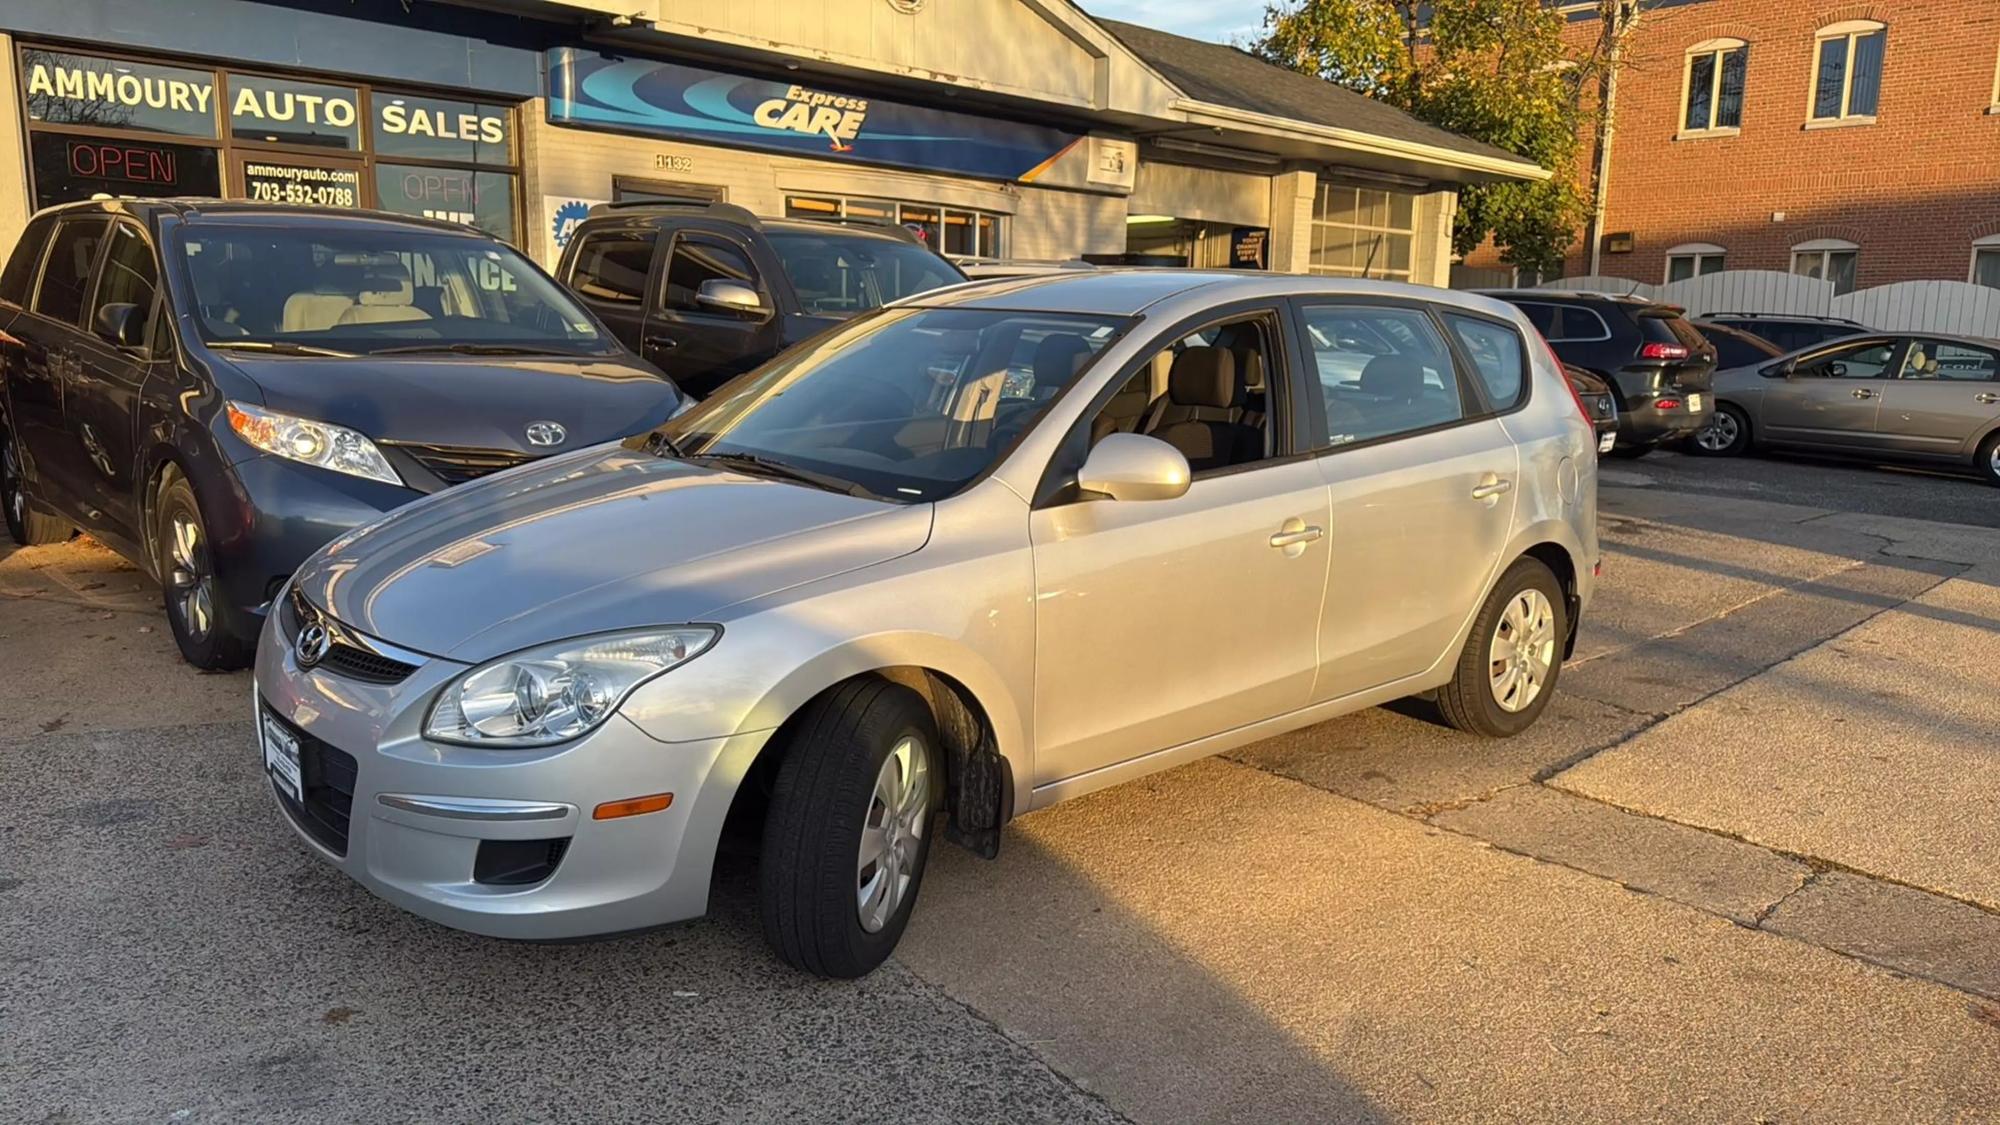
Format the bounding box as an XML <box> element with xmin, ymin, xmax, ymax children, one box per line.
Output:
<box><xmin>215</xmin><ymin>351</ymin><xmax>682</xmax><ymax>451</ymax></box>
<box><xmin>290</xmin><ymin>445</ymin><xmax>933</xmax><ymax>662</ymax></box>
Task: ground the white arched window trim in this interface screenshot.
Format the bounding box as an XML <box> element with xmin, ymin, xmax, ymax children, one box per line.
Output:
<box><xmin>1818</xmin><ymin>19</ymin><xmax>1886</xmax><ymax>37</ymax></box>
<box><xmin>1792</xmin><ymin>238</ymin><xmax>1859</xmax><ymax>253</ymax></box>
<box><xmin>1678</xmin><ymin>37</ymin><xmax>1749</xmax><ymax>137</ymax></box>
<box><xmin>1664</xmin><ymin>242</ymin><xmax>1727</xmax><ymax>283</ymax></box>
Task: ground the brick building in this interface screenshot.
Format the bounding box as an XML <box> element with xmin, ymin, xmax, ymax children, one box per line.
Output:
<box><xmin>1466</xmin><ymin>0</ymin><xmax>2000</xmax><ymax>291</ymax></box>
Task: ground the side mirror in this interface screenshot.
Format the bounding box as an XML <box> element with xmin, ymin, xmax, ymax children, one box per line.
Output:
<box><xmin>695</xmin><ymin>279</ymin><xmax>766</xmax><ymax>316</ymax></box>
<box><xmin>1076</xmin><ymin>433</ymin><xmax>1191</xmax><ymax>503</ymax></box>
<box><xmin>93</xmin><ymin>303</ymin><xmax>146</xmax><ymax>350</ymax></box>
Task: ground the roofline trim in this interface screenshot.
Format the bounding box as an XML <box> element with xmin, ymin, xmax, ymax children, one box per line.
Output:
<box><xmin>1167</xmin><ymin>98</ymin><xmax>1551</xmax><ymax>182</ymax></box>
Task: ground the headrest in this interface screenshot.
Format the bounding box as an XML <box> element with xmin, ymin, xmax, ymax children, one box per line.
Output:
<box><xmin>1168</xmin><ymin>346</ymin><xmax>1240</xmax><ymax>409</ymax></box>
<box><xmin>1236</xmin><ymin>349</ymin><xmax>1266</xmax><ymax>393</ymax></box>
<box><xmin>1032</xmin><ymin>333</ymin><xmax>1093</xmax><ymax>386</ymax></box>
<box><xmin>1360</xmin><ymin>354</ymin><xmax>1424</xmax><ymax>402</ymax></box>
<box><xmin>356</xmin><ymin>262</ymin><xmax>414</xmax><ymax>306</ymax></box>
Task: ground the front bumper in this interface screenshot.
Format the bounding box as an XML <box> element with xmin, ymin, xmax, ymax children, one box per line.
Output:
<box><xmin>207</xmin><ymin>454</ymin><xmax>419</xmax><ymax>626</ymax></box>
<box><xmin>253</xmin><ymin>601</ymin><xmax>764</xmax><ymax>940</ymax></box>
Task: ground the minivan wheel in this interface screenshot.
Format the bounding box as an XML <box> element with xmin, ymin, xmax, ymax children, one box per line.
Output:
<box><xmin>1435</xmin><ymin>557</ymin><xmax>1568</xmax><ymax>738</ymax></box>
<box><xmin>1690</xmin><ymin>405</ymin><xmax>1750</xmax><ymax>457</ymax></box>
<box><xmin>2</xmin><ymin>426</ymin><xmax>75</xmax><ymax>547</ymax></box>
<box><xmin>760</xmin><ymin>677</ymin><xmax>941</xmax><ymax>978</ymax></box>
<box><xmin>1978</xmin><ymin>432</ymin><xmax>2000</xmax><ymax>488</ymax></box>
<box><xmin>155</xmin><ymin>477</ymin><xmax>251</xmax><ymax>671</ymax></box>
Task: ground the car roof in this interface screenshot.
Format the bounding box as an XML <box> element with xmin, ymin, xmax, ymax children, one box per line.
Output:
<box><xmin>33</xmin><ymin>197</ymin><xmax>489</xmax><ymax>238</ymax></box>
<box><xmin>1478</xmin><ymin>288</ymin><xmax>1661</xmax><ymax>306</ymax></box>
<box><xmin>1698</xmin><ymin>312</ymin><xmax>1866</xmax><ymax>326</ymax></box>
<box><xmin>899</xmin><ymin>270</ymin><xmax>1530</xmax><ymax>319</ymax></box>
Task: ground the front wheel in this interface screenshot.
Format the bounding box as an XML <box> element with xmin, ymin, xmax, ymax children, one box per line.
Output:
<box><xmin>1690</xmin><ymin>404</ymin><xmax>1750</xmax><ymax>457</ymax></box>
<box><xmin>1978</xmin><ymin>432</ymin><xmax>2000</xmax><ymax>488</ymax></box>
<box><xmin>760</xmin><ymin>678</ymin><xmax>941</xmax><ymax>978</ymax></box>
<box><xmin>155</xmin><ymin>476</ymin><xmax>252</xmax><ymax>671</ymax></box>
<box><xmin>2</xmin><ymin>426</ymin><xmax>75</xmax><ymax>546</ymax></box>
<box><xmin>1435</xmin><ymin>557</ymin><xmax>1568</xmax><ymax>738</ymax></box>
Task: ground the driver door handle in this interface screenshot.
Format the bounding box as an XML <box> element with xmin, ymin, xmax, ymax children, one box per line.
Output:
<box><xmin>645</xmin><ymin>335</ymin><xmax>679</xmax><ymax>350</ymax></box>
<box><xmin>1851</xmin><ymin>387</ymin><xmax>1877</xmax><ymax>399</ymax></box>
<box><xmin>1269</xmin><ymin>525</ymin><xmax>1324</xmax><ymax>549</ymax></box>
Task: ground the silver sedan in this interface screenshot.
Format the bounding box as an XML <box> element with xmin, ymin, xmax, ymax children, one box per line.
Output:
<box><xmin>1692</xmin><ymin>331</ymin><xmax>2000</xmax><ymax>485</ymax></box>
<box><xmin>254</xmin><ymin>272</ymin><xmax>1599</xmax><ymax>976</ymax></box>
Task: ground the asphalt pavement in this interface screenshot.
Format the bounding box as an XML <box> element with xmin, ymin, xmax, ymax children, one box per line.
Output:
<box><xmin>4</xmin><ymin>458</ymin><xmax>1999</xmax><ymax>1123</ymax></box>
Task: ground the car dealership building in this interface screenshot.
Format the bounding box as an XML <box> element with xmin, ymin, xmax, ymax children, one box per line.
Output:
<box><xmin>0</xmin><ymin>0</ymin><xmax>1541</xmax><ymax>280</ymax></box>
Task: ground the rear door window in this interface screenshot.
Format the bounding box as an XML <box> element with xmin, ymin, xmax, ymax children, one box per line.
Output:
<box><xmin>1900</xmin><ymin>340</ymin><xmax>2000</xmax><ymax>382</ymax></box>
<box><xmin>567</xmin><ymin>231</ymin><xmax>655</xmax><ymax>305</ymax></box>
<box><xmin>1443</xmin><ymin>313</ymin><xmax>1527</xmax><ymax>411</ymax></box>
<box><xmin>90</xmin><ymin>224</ymin><xmax>159</xmax><ymax>346</ymax></box>
<box><xmin>33</xmin><ymin>217</ymin><xmax>109</xmax><ymax>326</ymax></box>
<box><xmin>1513</xmin><ymin>301</ymin><xmax>1557</xmax><ymax>335</ymax></box>
<box><xmin>0</xmin><ymin>214</ymin><xmax>57</xmax><ymax>307</ymax></box>
<box><xmin>1300</xmin><ymin>304</ymin><xmax>1465</xmax><ymax>446</ymax></box>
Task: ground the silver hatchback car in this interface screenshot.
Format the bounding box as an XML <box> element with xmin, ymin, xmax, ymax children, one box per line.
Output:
<box><xmin>255</xmin><ymin>272</ymin><xmax>1599</xmax><ymax>976</ymax></box>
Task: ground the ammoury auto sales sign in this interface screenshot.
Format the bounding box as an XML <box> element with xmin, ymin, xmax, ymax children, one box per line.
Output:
<box><xmin>545</xmin><ymin>48</ymin><xmax>1082</xmax><ymax>182</ymax></box>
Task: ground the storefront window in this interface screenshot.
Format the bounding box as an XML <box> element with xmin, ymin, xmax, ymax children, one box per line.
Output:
<box><xmin>16</xmin><ymin>45</ymin><xmax>522</xmax><ymax>244</ymax></box>
<box><xmin>1309</xmin><ymin>184</ymin><xmax>1418</xmax><ymax>281</ymax></box>
<box><xmin>784</xmin><ymin>195</ymin><xmax>1003</xmax><ymax>258</ymax></box>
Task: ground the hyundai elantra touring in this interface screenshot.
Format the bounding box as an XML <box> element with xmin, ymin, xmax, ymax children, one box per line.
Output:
<box><xmin>255</xmin><ymin>271</ymin><xmax>1598</xmax><ymax>977</ymax></box>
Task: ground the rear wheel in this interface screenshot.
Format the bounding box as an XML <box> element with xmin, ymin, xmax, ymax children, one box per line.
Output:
<box><xmin>760</xmin><ymin>677</ymin><xmax>941</xmax><ymax>978</ymax></box>
<box><xmin>1436</xmin><ymin>557</ymin><xmax>1567</xmax><ymax>738</ymax></box>
<box><xmin>1690</xmin><ymin>404</ymin><xmax>1750</xmax><ymax>457</ymax></box>
<box><xmin>2</xmin><ymin>425</ymin><xmax>75</xmax><ymax>546</ymax></box>
<box><xmin>1978</xmin><ymin>432</ymin><xmax>2000</xmax><ymax>488</ymax></box>
<box><xmin>155</xmin><ymin>476</ymin><xmax>252</xmax><ymax>671</ymax></box>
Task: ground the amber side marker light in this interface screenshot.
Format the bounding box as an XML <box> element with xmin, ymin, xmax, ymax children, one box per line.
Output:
<box><xmin>594</xmin><ymin>793</ymin><xmax>674</xmax><ymax>820</ymax></box>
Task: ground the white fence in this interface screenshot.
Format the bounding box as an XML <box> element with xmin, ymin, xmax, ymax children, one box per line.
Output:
<box><xmin>1533</xmin><ymin>270</ymin><xmax>2000</xmax><ymax>337</ymax></box>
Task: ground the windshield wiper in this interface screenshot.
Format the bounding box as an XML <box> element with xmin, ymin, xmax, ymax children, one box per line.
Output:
<box><xmin>367</xmin><ymin>342</ymin><xmax>579</xmax><ymax>357</ymax></box>
<box><xmin>690</xmin><ymin>452</ymin><xmax>881</xmax><ymax>500</ymax></box>
<box><xmin>207</xmin><ymin>340</ymin><xmax>356</xmax><ymax>358</ymax></box>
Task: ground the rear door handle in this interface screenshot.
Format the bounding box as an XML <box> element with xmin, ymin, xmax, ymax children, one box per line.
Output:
<box><xmin>1851</xmin><ymin>388</ymin><xmax>1877</xmax><ymax>399</ymax></box>
<box><xmin>1976</xmin><ymin>393</ymin><xmax>1998</xmax><ymax>405</ymax></box>
<box><xmin>1471</xmin><ymin>478</ymin><xmax>1514</xmax><ymax>500</ymax></box>
<box><xmin>1268</xmin><ymin>525</ymin><xmax>1324</xmax><ymax>549</ymax></box>
<box><xmin>645</xmin><ymin>335</ymin><xmax>679</xmax><ymax>350</ymax></box>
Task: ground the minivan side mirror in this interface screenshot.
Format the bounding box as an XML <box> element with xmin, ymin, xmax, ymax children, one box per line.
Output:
<box><xmin>695</xmin><ymin>279</ymin><xmax>767</xmax><ymax>316</ymax></box>
<box><xmin>1076</xmin><ymin>433</ymin><xmax>1191</xmax><ymax>503</ymax></box>
<box><xmin>93</xmin><ymin>303</ymin><xmax>146</xmax><ymax>350</ymax></box>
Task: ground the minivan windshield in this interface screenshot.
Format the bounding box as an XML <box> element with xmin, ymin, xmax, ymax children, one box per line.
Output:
<box><xmin>176</xmin><ymin>225</ymin><xmax>613</xmax><ymax>355</ymax></box>
<box><xmin>635</xmin><ymin>307</ymin><xmax>1126</xmax><ymax>502</ymax></box>
<box><xmin>766</xmin><ymin>231</ymin><xmax>962</xmax><ymax>317</ymax></box>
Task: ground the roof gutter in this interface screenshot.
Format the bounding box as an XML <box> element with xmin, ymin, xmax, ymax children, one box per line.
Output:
<box><xmin>1168</xmin><ymin>98</ymin><xmax>1551</xmax><ymax>183</ymax></box>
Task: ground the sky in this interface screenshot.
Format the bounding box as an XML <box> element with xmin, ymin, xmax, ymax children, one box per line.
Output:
<box><xmin>1082</xmin><ymin>0</ymin><xmax>1269</xmax><ymax>45</ymax></box>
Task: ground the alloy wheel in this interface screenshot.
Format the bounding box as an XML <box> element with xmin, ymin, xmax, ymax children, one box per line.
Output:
<box><xmin>2</xmin><ymin>438</ymin><xmax>23</xmax><ymax>529</ymax></box>
<box><xmin>856</xmin><ymin>734</ymin><xmax>930</xmax><ymax>934</ymax></box>
<box><xmin>1694</xmin><ymin>411</ymin><xmax>1739</xmax><ymax>453</ymax></box>
<box><xmin>1488</xmin><ymin>589</ymin><xmax>1556</xmax><ymax>713</ymax></box>
<box><xmin>167</xmin><ymin>512</ymin><xmax>215</xmax><ymax>642</ymax></box>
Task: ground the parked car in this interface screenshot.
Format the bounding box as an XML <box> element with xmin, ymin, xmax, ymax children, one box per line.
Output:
<box><xmin>1567</xmin><ymin>365</ymin><xmax>1620</xmax><ymax>454</ymax></box>
<box><xmin>256</xmin><ymin>272</ymin><xmax>1599</xmax><ymax>976</ymax></box>
<box><xmin>1695</xmin><ymin>312</ymin><xmax>1869</xmax><ymax>353</ymax></box>
<box><xmin>1692</xmin><ymin>319</ymin><xmax>1787</xmax><ymax>372</ymax></box>
<box><xmin>953</xmin><ymin>257</ymin><xmax>1098</xmax><ymax>280</ymax></box>
<box><xmin>555</xmin><ymin>200</ymin><xmax>966</xmax><ymax>399</ymax></box>
<box><xmin>1690</xmin><ymin>331</ymin><xmax>2000</xmax><ymax>485</ymax></box>
<box><xmin>0</xmin><ymin>200</ymin><xmax>684</xmax><ymax>668</ymax></box>
<box><xmin>1480</xmin><ymin>289</ymin><xmax>1716</xmax><ymax>457</ymax></box>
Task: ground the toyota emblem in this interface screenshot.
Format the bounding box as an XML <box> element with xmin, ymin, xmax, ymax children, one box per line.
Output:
<box><xmin>525</xmin><ymin>421</ymin><xmax>567</xmax><ymax>447</ymax></box>
<box><xmin>297</xmin><ymin>623</ymin><xmax>331</xmax><ymax>668</ymax></box>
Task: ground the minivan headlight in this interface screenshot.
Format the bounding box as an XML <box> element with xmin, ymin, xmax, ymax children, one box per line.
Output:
<box><xmin>227</xmin><ymin>401</ymin><xmax>401</xmax><ymax>486</ymax></box>
<box><xmin>425</xmin><ymin>627</ymin><xmax>719</xmax><ymax>747</ymax></box>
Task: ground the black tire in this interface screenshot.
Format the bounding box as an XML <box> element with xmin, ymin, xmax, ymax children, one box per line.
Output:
<box><xmin>1</xmin><ymin>424</ymin><xmax>75</xmax><ymax>547</ymax></box>
<box><xmin>155</xmin><ymin>476</ymin><xmax>252</xmax><ymax>671</ymax></box>
<box><xmin>760</xmin><ymin>677</ymin><xmax>942</xmax><ymax>978</ymax></box>
<box><xmin>1436</xmin><ymin>557</ymin><xmax>1569</xmax><ymax>738</ymax></box>
<box><xmin>1606</xmin><ymin>443</ymin><xmax>1653</xmax><ymax>460</ymax></box>
<box><xmin>1978</xmin><ymin>432</ymin><xmax>2000</xmax><ymax>488</ymax></box>
<box><xmin>1688</xmin><ymin>404</ymin><xmax>1751</xmax><ymax>458</ymax></box>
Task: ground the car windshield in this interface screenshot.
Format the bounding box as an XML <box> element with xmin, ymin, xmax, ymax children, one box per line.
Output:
<box><xmin>636</xmin><ymin>307</ymin><xmax>1126</xmax><ymax>502</ymax></box>
<box><xmin>176</xmin><ymin>225</ymin><xmax>613</xmax><ymax>355</ymax></box>
<box><xmin>766</xmin><ymin>230</ymin><xmax>962</xmax><ymax>318</ymax></box>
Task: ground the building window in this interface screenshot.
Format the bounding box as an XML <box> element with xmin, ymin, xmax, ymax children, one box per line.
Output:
<box><xmin>1308</xmin><ymin>183</ymin><xmax>1418</xmax><ymax>281</ymax></box>
<box><xmin>1810</xmin><ymin>21</ymin><xmax>1886</xmax><ymax>123</ymax></box>
<box><xmin>1792</xmin><ymin>239</ymin><xmax>1859</xmax><ymax>294</ymax></box>
<box><xmin>785</xmin><ymin>195</ymin><xmax>1001</xmax><ymax>257</ymax></box>
<box><xmin>1972</xmin><ymin>236</ymin><xmax>2000</xmax><ymax>289</ymax></box>
<box><xmin>1682</xmin><ymin>39</ymin><xmax>1748</xmax><ymax>134</ymax></box>
<box><xmin>1990</xmin><ymin>46</ymin><xmax>2000</xmax><ymax>112</ymax></box>
<box><xmin>1664</xmin><ymin>243</ymin><xmax>1727</xmax><ymax>282</ymax></box>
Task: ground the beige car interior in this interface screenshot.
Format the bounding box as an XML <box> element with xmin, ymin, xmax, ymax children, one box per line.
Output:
<box><xmin>1087</xmin><ymin>318</ymin><xmax>1273</xmax><ymax>474</ymax></box>
<box><xmin>279</xmin><ymin>258</ymin><xmax>435</xmax><ymax>333</ymax></box>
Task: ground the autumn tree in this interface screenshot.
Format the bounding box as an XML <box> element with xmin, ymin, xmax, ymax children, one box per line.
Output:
<box><xmin>1257</xmin><ymin>0</ymin><xmax>1588</xmax><ymax>278</ymax></box>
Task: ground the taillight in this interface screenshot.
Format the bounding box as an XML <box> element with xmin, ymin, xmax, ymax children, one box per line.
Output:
<box><xmin>1640</xmin><ymin>342</ymin><xmax>1690</xmax><ymax>360</ymax></box>
<box><xmin>1656</xmin><ymin>397</ymin><xmax>1683</xmax><ymax>411</ymax></box>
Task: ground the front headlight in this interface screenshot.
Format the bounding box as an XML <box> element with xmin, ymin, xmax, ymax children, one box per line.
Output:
<box><xmin>227</xmin><ymin>401</ymin><xmax>402</xmax><ymax>486</ymax></box>
<box><xmin>424</xmin><ymin>627</ymin><xmax>719</xmax><ymax>747</ymax></box>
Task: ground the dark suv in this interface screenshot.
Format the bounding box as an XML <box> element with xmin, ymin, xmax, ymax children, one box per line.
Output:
<box><xmin>1695</xmin><ymin>312</ymin><xmax>1868</xmax><ymax>353</ymax></box>
<box><xmin>1482</xmin><ymin>290</ymin><xmax>1717</xmax><ymax>457</ymax></box>
<box><xmin>556</xmin><ymin>201</ymin><xmax>967</xmax><ymax>399</ymax></box>
<box><xmin>0</xmin><ymin>199</ymin><xmax>681</xmax><ymax>668</ymax></box>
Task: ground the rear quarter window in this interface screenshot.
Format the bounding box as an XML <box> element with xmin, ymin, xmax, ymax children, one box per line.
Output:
<box><xmin>1443</xmin><ymin>313</ymin><xmax>1528</xmax><ymax>411</ymax></box>
<box><xmin>0</xmin><ymin>215</ymin><xmax>58</xmax><ymax>307</ymax></box>
<box><xmin>34</xmin><ymin>217</ymin><xmax>110</xmax><ymax>326</ymax></box>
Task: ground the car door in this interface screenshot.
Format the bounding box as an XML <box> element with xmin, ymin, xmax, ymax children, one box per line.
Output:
<box><xmin>645</xmin><ymin>228</ymin><xmax>783</xmax><ymax>399</ymax></box>
<box><xmin>1871</xmin><ymin>338</ymin><xmax>2000</xmax><ymax>459</ymax></box>
<box><xmin>1297</xmin><ymin>299</ymin><xmax>1521</xmax><ymax>701</ymax></box>
<box><xmin>1029</xmin><ymin>307</ymin><xmax>1329</xmax><ymax>786</ymax></box>
<box><xmin>1758</xmin><ymin>337</ymin><xmax>1905</xmax><ymax>449</ymax></box>
<box><xmin>561</xmin><ymin>225</ymin><xmax>657</xmax><ymax>354</ymax></box>
<box><xmin>11</xmin><ymin>215</ymin><xmax>112</xmax><ymax>518</ymax></box>
<box><xmin>64</xmin><ymin>220</ymin><xmax>164</xmax><ymax>545</ymax></box>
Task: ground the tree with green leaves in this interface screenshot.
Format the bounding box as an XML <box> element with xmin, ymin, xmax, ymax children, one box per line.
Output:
<box><xmin>1257</xmin><ymin>0</ymin><xmax>1589</xmax><ymax>279</ymax></box>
